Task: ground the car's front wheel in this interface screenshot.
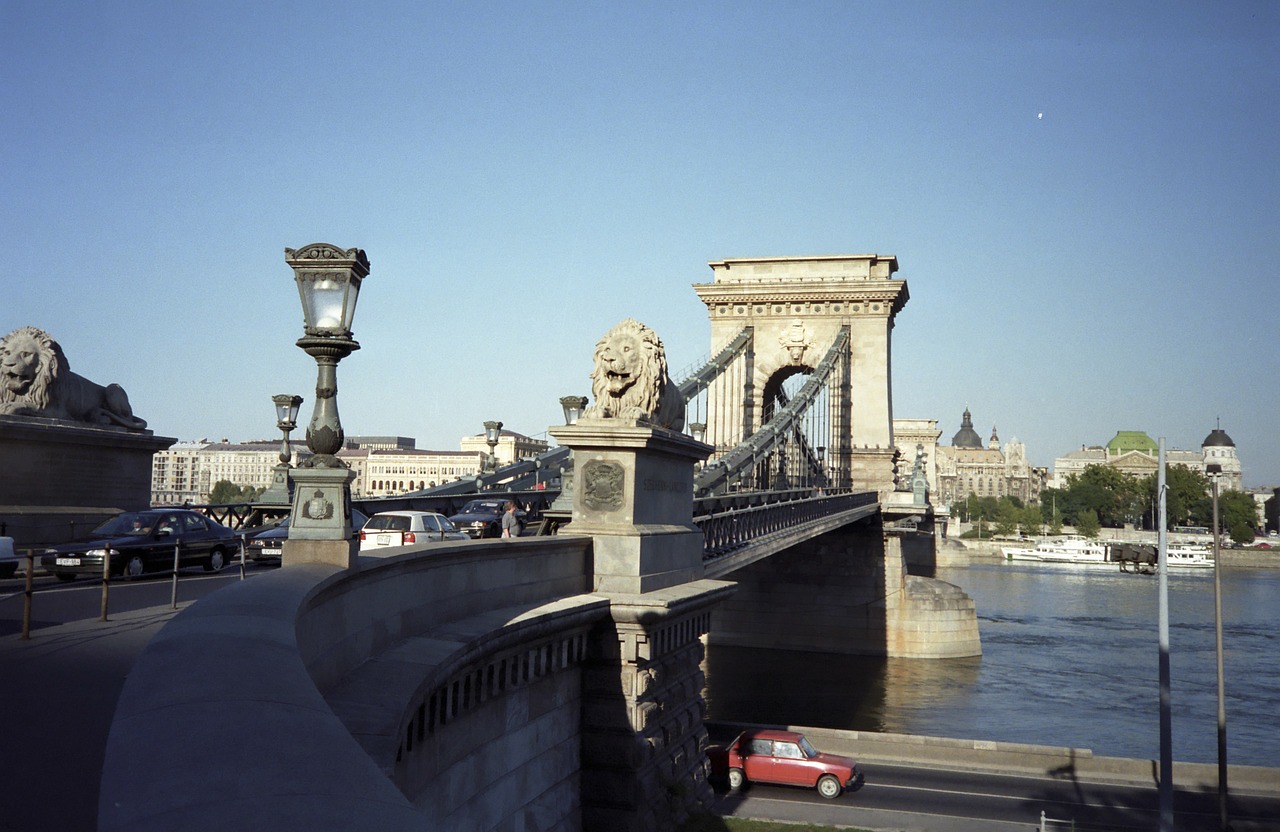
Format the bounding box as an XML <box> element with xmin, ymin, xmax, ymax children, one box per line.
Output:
<box><xmin>727</xmin><ymin>768</ymin><xmax>745</xmax><ymax>790</ymax></box>
<box><xmin>123</xmin><ymin>555</ymin><xmax>146</xmax><ymax>579</ymax></box>
<box><xmin>204</xmin><ymin>547</ymin><xmax>226</xmax><ymax>572</ymax></box>
<box><xmin>816</xmin><ymin>774</ymin><xmax>842</xmax><ymax>799</ymax></box>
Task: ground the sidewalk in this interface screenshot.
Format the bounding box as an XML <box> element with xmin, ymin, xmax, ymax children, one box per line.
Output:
<box><xmin>0</xmin><ymin>604</ymin><xmax>186</xmax><ymax>832</ymax></box>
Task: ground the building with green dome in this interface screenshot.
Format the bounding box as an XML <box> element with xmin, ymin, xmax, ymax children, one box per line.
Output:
<box><xmin>1051</xmin><ymin>427</ymin><xmax>1243</xmax><ymax>491</ymax></box>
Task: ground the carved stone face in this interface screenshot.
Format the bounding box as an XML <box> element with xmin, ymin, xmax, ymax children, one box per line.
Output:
<box><xmin>598</xmin><ymin>332</ymin><xmax>643</xmax><ymax>396</ymax></box>
<box><xmin>0</xmin><ymin>332</ymin><xmax>42</xmax><ymax>396</ymax></box>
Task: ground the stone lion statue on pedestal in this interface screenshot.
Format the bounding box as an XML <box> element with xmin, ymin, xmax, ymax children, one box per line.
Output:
<box><xmin>0</xmin><ymin>326</ymin><xmax>148</xmax><ymax>430</ymax></box>
<box><xmin>582</xmin><ymin>318</ymin><xmax>685</xmax><ymax>431</ymax></box>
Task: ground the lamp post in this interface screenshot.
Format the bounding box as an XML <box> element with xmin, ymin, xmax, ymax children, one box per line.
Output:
<box><xmin>274</xmin><ymin>394</ymin><xmax>303</xmax><ymax>463</ymax></box>
<box><xmin>282</xmin><ymin>243</ymin><xmax>369</xmax><ymax>568</ymax></box>
<box><xmin>817</xmin><ymin>445</ymin><xmax>826</xmax><ymax>489</ymax></box>
<box><xmin>689</xmin><ymin>423</ymin><xmax>706</xmax><ymax>471</ymax></box>
<box><xmin>484</xmin><ymin>420</ymin><xmax>503</xmax><ymax>474</ymax></box>
<box><xmin>547</xmin><ymin>396</ymin><xmax>588</xmax><ymax>524</ymax></box>
<box><xmin>1207</xmin><ymin>462</ymin><xmax>1229</xmax><ymax>831</ymax></box>
<box><xmin>560</xmin><ymin>395</ymin><xmax>587</xmax><ymax>426</ymax></box>
<box><xmin>258</xmin><ymin>394</ymin><xmax>302</xmax><ymax>505</ymax></box>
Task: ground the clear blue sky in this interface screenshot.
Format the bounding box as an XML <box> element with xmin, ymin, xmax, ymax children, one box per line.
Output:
<box><xmin>3</xmin><ymin>2</ymin><xmax>1277</xmax><ymax>485</ymax></box>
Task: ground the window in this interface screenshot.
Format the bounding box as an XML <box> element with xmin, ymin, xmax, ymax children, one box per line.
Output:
<box><xmin>748</xmin><ymin>738</ymin><xmax>773</xmax><ymax>756</ymax></box>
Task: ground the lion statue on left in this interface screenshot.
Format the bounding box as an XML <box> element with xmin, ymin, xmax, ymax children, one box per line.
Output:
<box><xmin>0</xmin><ymin>326</ymin><xmax>148</xmax><ymax>430</ymax></box>
<box><xmin>582</xmin><ymin>318</ymin><xmax>685</xmax><ymax>431</ymax></box>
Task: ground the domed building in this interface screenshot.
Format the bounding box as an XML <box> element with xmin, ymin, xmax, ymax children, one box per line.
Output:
<box><xmin>1050</xmin><ymin>426</ymin><xmax>1243</xmax><ymax>491</ymax></box>
<box><xmin>933</xmin><ymin>408</ymin><xmax>1047</xmax><ymax>506</ymax></box>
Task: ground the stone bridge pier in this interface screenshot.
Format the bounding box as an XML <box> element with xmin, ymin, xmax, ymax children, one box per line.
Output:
<box><xmin>708</xmin><ymin>517</ymin><xmax>981</xmax><ymax>659</ymax></box>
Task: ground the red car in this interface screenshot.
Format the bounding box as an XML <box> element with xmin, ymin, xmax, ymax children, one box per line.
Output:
<box><xmin>708</xmin><ymin>729</ymin><xmax>862</xmax><ymax>799</ymax></box>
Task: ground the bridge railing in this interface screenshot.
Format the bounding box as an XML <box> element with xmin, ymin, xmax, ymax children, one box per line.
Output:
<box><xmin>694</xmin><ymin>489</ymin><xmax>877</xmax><ymax>560</ymax></box>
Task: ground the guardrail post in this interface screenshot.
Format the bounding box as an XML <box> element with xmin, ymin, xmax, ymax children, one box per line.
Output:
<box><xmin>100</xmin><ymin>544</ymin><xmax>110</xmax><ymax>621</ymax></box>
<box><xmin>170</xmin><ymin>541</ymin><xmax>181</xmax><ymax>609</ymax></box>
<box><xmin>21</xmin><ymin>549</ymin><xmax>35</xmax><ymax>640</ymax></box>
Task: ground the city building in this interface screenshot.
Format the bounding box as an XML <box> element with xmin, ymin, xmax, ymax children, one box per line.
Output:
<box><xmin>345</xmin><ymin>436</ymin><xmax>416</xmax><ymax>451</ymax></box>
<box><xmin>932</xmin><ymin>408</ymin><xmax>1047</xmax><ymax>506</ymax></box>
<box><xmin>459</xmin><ymin>428</ymin><xmax>550</xmax><ymax>468</ymax></box>
<box><xmin>1050</xmin><ymin>427</ymin><xmax>1243</xmax><ymax>491</ymax></box>
<box><xmin>151</xmin><ymin>440</ymin><xmax>307</xmax><ymax>505</ymax></box>
<box><xmin>353</xmin><ymin>448</ymin><xmax>484</xmax><ymax>497</ymax></box>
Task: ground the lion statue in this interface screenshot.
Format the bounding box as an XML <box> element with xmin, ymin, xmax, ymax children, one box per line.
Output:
<box><xmin>0</xmin><ymin>326</ymin><xmax>148</xmax><ymax>430</ymax></box>
<box><xmin>582</xmin><ymin>318</ymin><xmax>685</xmax><ymax>431</ymax></box>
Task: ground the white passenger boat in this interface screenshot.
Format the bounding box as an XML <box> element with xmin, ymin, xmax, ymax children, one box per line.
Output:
<box><xmin>1165</xmin><ymin>543</ymin><xmax>1214</xmax><ymax>569</ymax></box>
<box><xmin>1003</xmin><ymin>537</ymin><xmax>1109</xmax><ymax>564</ymax></box>
<box><xmin>1002</xmin><ymin>538</ymin><xmax>1215</xmax><ymax>570</ymax></box>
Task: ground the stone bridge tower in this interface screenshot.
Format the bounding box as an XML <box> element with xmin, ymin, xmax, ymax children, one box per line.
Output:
<box><xmin>692</xmin><ymin>255</ymin><xmax>909</xmax><ymax>495</ymax></box>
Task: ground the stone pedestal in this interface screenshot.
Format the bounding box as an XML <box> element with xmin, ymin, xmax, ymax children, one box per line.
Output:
<box><xmin>581</xmin><ymin>581</ymin><xmax>736</xmax><ymax>832</ymax></box>
<box><xmin>549</xmin><ymin>418</ymin><xmax>711</xmax><ymax>594</ymax></box>
<box><xmin>282</xmin><ymin>466</ymin><xmax>357</xmax><ymax>569</ymax></box>
<box><xmin>0</xmin><ymin>416</ymin><xmax>174</xmax><ymax>547</ymax></box>
<box><xmin>552</xmin><ymin>416</ymin><xmax>736</xmax><ymax>830</ymax></box>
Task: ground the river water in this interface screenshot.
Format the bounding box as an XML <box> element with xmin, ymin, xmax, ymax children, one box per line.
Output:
<box><xmin>705</xmin><ymin>561</ymin><xmax>1280</xmax><ymax>768</ymax></box>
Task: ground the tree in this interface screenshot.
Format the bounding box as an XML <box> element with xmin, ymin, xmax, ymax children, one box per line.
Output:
<box><xmin>1218</xmin><ymin>489</ymin><xmax>1258</xmax><ymax>544</ymax></box>
<box><xmin>1019</xmin><ymin>504</ymin><xmax>1044</xmax><ymax>537</ymax></box>
<box><xmin>1075</xmin><ymin>509</ymin><xmax>1101</xmax><ymax>539</ymax></box>
<box><xmin>208</xmin><ymin>480</ymin><xmax>265</xmax><ymax>505</ymax></box>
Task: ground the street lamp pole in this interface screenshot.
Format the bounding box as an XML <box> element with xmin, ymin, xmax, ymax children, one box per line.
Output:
<box><xmin>484</xmin><ymin>420</ymin><xmax>503</xmax><ymax>475</ymax></box>
<box><xmin>281</xmin><ymin>243</ymin><xmax>368</xmax><ymax>568</ymax></box>
<box><xmin>259</xmin><ymin>394</ymin><xmax>303</xmax><ymax>506</ymax></box>
<box><xmin>1207</xmin><ymin>462</ymin><xmax>1229</xmax><ymax>831</ymax></box>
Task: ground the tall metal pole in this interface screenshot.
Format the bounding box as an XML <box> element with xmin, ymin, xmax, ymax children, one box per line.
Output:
<box><xmin>1157</xmin><ymin>438</ymin><xmax>1173</xmax><ymax>831</ymax></box>
<box><xmin>1210</xmin><ymin>470</ymin><xmax>1229</xmax><ymax>831</ymax></box>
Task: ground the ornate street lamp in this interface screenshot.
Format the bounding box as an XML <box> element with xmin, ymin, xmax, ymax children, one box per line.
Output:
<box><xmin>817</xmin><ymin>445</ymin><xmax>827</xmax><ymax>488</ymax></box>
<box><xmin>258</xmin><ymin>394</ymin><xmax>303</xmax><ymax>506</ymax></box>
<box><xmin>273</xmin><ymin>394</ymin><xmax>304</xmax><ymax>464</ymax></box>
<box><xmin>688</xmin><ymin>422</ymin><xmax>707</xmax><ymax>444</ymax></box>
<box><xmin>286</xmin><ymin>244</ymin><xmax>368</xmax><ymax>465</ymax></box>
<box><xmin>560</xmin><ymin>396</ymin><xmax>587</xmax><ymax>426</ymax></box>
<box><xmin>282</xmin><ymin>243</ymin><xmax>369</xmax><ymax>568</ymax></box>
<box><xmin>484</xmin><ymin>420</ymin><xmax>503</xmax><ymax>474</ymax></box>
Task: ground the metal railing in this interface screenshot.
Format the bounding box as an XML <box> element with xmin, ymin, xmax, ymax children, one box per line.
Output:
<box><xmin>694</xmin><ymin>489</ymin><xmax>877</xmax><ymax>560</ymax></box>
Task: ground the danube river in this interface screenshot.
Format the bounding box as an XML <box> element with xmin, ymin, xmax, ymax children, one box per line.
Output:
<box><xmin>705</xmin><ymin>561</ymin><xmax>1280</xmax><ymax>768</ymax></box>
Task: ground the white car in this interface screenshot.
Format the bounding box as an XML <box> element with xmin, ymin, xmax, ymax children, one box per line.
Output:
<box><xmin>0</xmin><ymin>536</ymin><xmax>18</xmax><ymax>579</ymax></box>
<box><xmin>359</xmin><ymin>511</ymin><xmax>467</xmax><ymax>551</ymax></box>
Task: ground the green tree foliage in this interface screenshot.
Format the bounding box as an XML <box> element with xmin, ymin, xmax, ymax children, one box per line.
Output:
<box><xmin>1019</xmin><ymin>504</ymin><xmax>1044</xmax><ymax>537</ymax></box>
<box><xmin>1075</xmin><ymin>509</ymin><xmax>1101</xmax><ymax>538</ymax></box>
<box><xmin>1218</xmin><ymin>490</ymin><xmax>1258</xmax><ymax>544</ymax></box>
<box><xmin>207</xmin><ymin>480</ymin><xmax>265</xmax><ymax>505</ymax></box>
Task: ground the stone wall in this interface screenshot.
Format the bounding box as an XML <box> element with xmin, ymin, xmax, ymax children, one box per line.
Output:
<box><xmin>883</xmin><ymin>533</ymin><xmax>982</xmax><ymax>658</ymax></box>
<box><xmin>708</xmin><ymin>521</ymin><xmax>890</xmax><ymax>654</ymax></box>
<box><xmin>0</xmin><ymin>416</ymin><xmax>173</xmax><ymax>546</ymax></box>
<box><xmin>708</xmin><ymin>522</ymin><xmax>981</xmax><ymax>659</ymax></box>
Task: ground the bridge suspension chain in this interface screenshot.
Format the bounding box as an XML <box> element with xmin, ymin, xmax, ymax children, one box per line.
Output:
<box><xmin>694</xmin><ymin>327</ymin><xmax>849</xmax><ymax>496</ymax></box>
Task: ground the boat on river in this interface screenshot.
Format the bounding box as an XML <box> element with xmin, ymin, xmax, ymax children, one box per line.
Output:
<box><xmin>1002</xmin><ymin>537</ymin><xmax>1109</xmax><ymax>564</ymax></box>
<box><xmin>1002</xmin><ymin>538</ymin><xmax>1214</xmax><ymax>570</ymax></box>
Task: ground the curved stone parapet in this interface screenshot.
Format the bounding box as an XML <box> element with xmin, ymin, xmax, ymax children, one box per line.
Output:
<box><xmin>99</xmin><ymin>537</ymin><xmax>599</xmax><ymax>832</ymax></box>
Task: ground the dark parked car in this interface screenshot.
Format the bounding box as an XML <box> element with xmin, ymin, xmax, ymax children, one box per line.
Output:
<box><xmin>448</xmin><ymin>499</ymin><xmax>525</xmax><ymax>539</ymax></box>
<box><xmin>41</xmin><ymin>509</ymin><xmax>241</xmax><ymax>581</ymax></box>
<box><xmin>245</xmin><ymin>508</ymin><xmax>369</xmax><ymax>563</ymax></box>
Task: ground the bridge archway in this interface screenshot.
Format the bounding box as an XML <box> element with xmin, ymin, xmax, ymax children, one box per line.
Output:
<box><xmin>692</xmin><ymin>255</ymin><xmax>908</xmax><ymax>495</ymax></box>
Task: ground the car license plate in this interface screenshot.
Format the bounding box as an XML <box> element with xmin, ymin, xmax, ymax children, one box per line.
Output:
<box><xmin>262</xmin><ymin>547</ymin><xmax>282</xmax><ymax>557</ymax></box>
<box><xmin>377</xmin><ymin>534</ymin><xmax>394</xmax><ymax>546</ymax></box>
<box><xmin>56</xmin><ymin>557</ymin><xmax>81</xmax><ymax>566</ymax></box>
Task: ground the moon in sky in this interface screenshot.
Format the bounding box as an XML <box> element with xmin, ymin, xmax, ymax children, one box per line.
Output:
<box><xmin>1038</xmin><ymin>112</ymin><xmax>1044</xmax><ymax>119</ymax></box>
